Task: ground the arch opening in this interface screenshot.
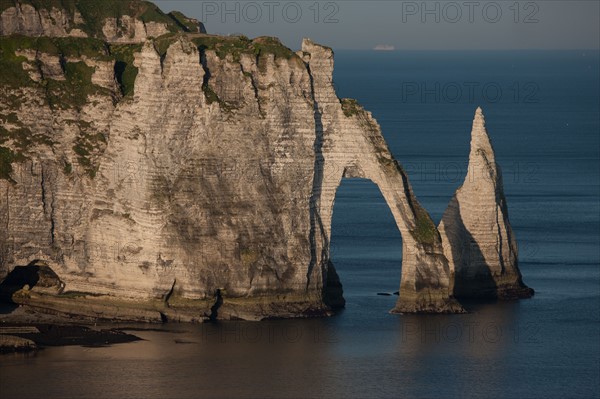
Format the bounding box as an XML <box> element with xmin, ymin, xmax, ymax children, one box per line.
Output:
<box><xmin>328</xmin><ymin>178</ymin><xmax>403</xmax><ymax>310</ymax></box>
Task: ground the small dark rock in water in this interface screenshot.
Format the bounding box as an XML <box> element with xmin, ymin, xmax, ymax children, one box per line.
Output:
<box><xmin>174</xmin><ymin>339</ymin><xmax>196</xmax><ymax>345</ymax></box>
<box><xmin>377</xmin><ymin>293</ymin><xmax>392</xmax><ymax>296</ymax></box>
<box><xmin>394</xmin><ymin>292</ymin><xmax>399</xmax><ymax>296</ymax></box>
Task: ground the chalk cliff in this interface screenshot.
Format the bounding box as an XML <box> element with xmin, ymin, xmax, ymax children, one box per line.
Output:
<box><xmin>0</xmin><ymin>1</ymin><xmax>529</xmax><ymax>322</ymax></box>
<box><xmin>438</xmin><ymin>108</ymin><xmax>533</xmax><ymax>299</ymax></box>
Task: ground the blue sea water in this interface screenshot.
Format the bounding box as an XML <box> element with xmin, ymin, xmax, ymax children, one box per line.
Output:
<box><xmin>0</xmin><ymin>51</ymin><xmax>598</xmax><ymax>399</ymax></box>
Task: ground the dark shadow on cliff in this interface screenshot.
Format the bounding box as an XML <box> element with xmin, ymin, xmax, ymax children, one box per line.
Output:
<box><xmin>114</xmin><ymin>61</ymin><xmax>128</xmax><ymax>97</ymax></box>
<box><xmin>493</xmin><ymin>167</ymin><xmax>534</xmax><ymax>299</ymax></box>
<box><xmin>305</xmin><ymin>64</ymin><xmax>332</xmax><ymax>298</ymax></box>
<box><xmin>323</xmin><ymin>260</ymin><xmax>345</xmax><ymax>309</ymax></box>
<box><xmin>209</xmin><ymin>289</ymin><xmax>223</xmax><ymax>322</ymax></box>
<box><xmin>446</xmin><ymin>200</ymin><xmax>498</xmax><ymax>309</ymax></box>
<box><xmin>306</xmin><ymin>100</ymin><xmax>327</xmax><ymax>290</ymax></box>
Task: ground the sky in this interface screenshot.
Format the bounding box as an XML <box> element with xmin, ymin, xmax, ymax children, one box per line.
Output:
<box><xmin>154</xmin><ymin>0</ymin><xmax>600</xmax><ymax>50</ymax></box>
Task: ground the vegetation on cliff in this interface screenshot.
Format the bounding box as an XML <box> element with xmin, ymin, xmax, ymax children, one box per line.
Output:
<box><xmin>0</xmin><ymin>1</ymin><xmax>310</xmax><ymax>183</ymax></box>
<box><xmin>341</xmin><ymin>98</ymin><xmax>361</xmax><ymax>117</ymax></box>
<box><xmin>72</xmin><ymin>130</ymin><xmax>106</xmax><ymax>178</ymax></box>
<box><xmin>192</xmin><ymin>35</ymin><xmax>298</xmax><ymax>65</ymax></box>
<box><xmin>411</xmin><ymin>204</ymin><xmax>439</xmax><ymax>245</ymax></box>
<box><xmin>0</xmin><ymin>146</ymin><xmax>19</xmax><ymax>182</ymax></box>
<box><xmin>0</xmin><ymin>35</ymin><xmax>110</xmax><ymax>89</ymax></box>
<box><xmin>0</xmin><ymin>124</ymin><xmax>51</xmax><ymax>183</ymax></box>
<box><xmin>167</xmin><ymin>10</ymin><xmax>203</xmax><ymax>33</ymax></box>
<box><xmin>1</xmin><ymin>0</ymin><xmax>182</xmax><ymax>37</ymax></box>
<box><xmin>0</xmin><ymin>35</ymin><xmax>303</xmax><ymax>181</ymax></box>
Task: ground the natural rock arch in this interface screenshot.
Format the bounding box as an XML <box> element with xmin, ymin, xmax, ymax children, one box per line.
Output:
<box><xmin>302</xmin><ymin>39</ymin><xmax>463</xmax><ymax>313</ymax></box>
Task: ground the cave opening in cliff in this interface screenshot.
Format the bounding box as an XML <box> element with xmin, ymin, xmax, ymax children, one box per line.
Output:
<box><xmin>329</xmin><ymin>178</ymin><xmax>403</xmax><ymax>308</ymax></box>
<box><xmin>0</xmin><ymin>261</ymin><xmax>63</xmax><ymax>308</ymax></box>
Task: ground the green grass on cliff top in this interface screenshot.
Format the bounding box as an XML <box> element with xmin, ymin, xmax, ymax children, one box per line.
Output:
<box><xmin>1</xmin><ymin>0</ymin><xmax>182</xmax><ymax>37</ymax></box>
<box><xmin>0</xmin><ymin>2</ymin><xmax>304</xmax><ymax>180</ymax></box>
<box><xmin>0</xmin><ymin>34</ymin><xmax>142</xmax><ymax>98</ymax></box>
<box><xmin>167</xmin><ymin>10</ymin><xmax>201</xmax><ymax>33</ymax></box>
<box><xmin>0</xmin><ymin>35</ymin><xmax>110</xmax><ymax>63</ymax></box>
<box><xmin>0</xmin><ymin>36</ymin><xmax>110</xmax><ymax>103</ymax></box>
<box><xmin>0</xmin><ymin>35</ymin><xmax>112</xmax><ymax>181</ymax></box>
<box><xmin>192</xmin><ymin>35</ymin><xmax>298</xmax><ymax>63</ymax></box>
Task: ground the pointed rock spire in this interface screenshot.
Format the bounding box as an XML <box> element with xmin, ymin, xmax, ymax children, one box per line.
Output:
<box><xmin>438</xmin><ymin>108</ymin><xmax>533</xmax><ymax>299</ymax></box>
<box><xmin>471</xmin><ymin>107</ymin><xmax>495</xmax><ymax>159</ymax></box>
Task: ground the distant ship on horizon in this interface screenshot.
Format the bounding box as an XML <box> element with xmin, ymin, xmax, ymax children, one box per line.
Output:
<box><xmin>373</xmin><ymin>44</ymin><xmax>395</xmax><ymax>51</ymax></box>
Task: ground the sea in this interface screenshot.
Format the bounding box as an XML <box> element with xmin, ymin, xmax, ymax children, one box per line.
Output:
<box><xmin>1</xmin><ymin>50</ymin><xmax>598</xmax><ymax>399</ymax></box>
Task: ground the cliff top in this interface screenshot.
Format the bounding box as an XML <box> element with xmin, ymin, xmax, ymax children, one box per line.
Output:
<box><xmin>0</xmin><ymin>0</ymin><xmax>334</xmax><ymax>181</ymax></box>
<box><xmin>0</xmin><ymin>0</ymin><xmax>206</xmax><ymax>38</ymax></box>
<box><xmin>0</xmin><ymin>0</ymin><xmax>301</xmax><ymax>63</ymax></box>
<box><xmin>0</xmin><ymin>0</ymin><xmax>303</xmax><ymax>97</ymax></box>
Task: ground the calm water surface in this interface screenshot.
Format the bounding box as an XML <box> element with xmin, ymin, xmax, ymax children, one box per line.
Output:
<box><xmin>1</xmin><ymin>51</ymin><xmax>598</xmax><ymax>399</ymax></box>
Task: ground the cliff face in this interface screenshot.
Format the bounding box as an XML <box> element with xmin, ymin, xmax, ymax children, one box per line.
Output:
<box><xmin>438</xmin><ymin>109</ymin><xmax>533</xmax><ymax>299</ymax></box>
<box><xmin>0</xmin><ymin>1</ymin><xmax>529</xmax><ymax>322</ymax></box>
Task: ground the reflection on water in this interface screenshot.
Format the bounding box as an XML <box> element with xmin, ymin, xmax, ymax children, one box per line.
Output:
<box><xmin>1</xmin><ymin>294</ymin><xmax>597</xmax><ymax>399</ymax></box>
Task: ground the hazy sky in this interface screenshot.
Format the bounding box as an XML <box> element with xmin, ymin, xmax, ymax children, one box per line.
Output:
<box><xmin>154</xmin><ymin>0</ymin><xmax>600</xmax><ymax>50</ymax></box>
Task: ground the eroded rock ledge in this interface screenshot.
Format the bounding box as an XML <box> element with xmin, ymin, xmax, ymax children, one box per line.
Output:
<box><xmin>0</xmin><ymin>1</ymin><xmax>530</xmax><ymax>321</ymax></box>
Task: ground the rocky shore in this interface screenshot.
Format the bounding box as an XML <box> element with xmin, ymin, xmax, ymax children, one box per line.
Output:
<box><xmin>0</xmin><ymin>305</ymin><xmax>141</xmax><ymax>354</ymax></box>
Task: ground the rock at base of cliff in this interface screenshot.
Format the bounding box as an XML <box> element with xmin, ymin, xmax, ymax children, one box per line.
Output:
<box><xmin>0</xmin><ymin>334</ymin><xmax>37</xmax><ymax>353</ymax></box>
<box><xmin>496</xmin><ymin>285</ymin><xmax>535</xmax><ymax>300</ymax></box>
<box><xmin>391</xmin><ymin>291</ymin><xmax>465</xmax><ymax>314</ymax></box>
<box><xmin>9</xmin><ymin>289</ymin><xmax>334</xmax><ymax>323</ymax></box>
<box><xmin>323</xmin><ymin>261</ymin><xmax>345</xmax><ymax>309</ymax></box>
